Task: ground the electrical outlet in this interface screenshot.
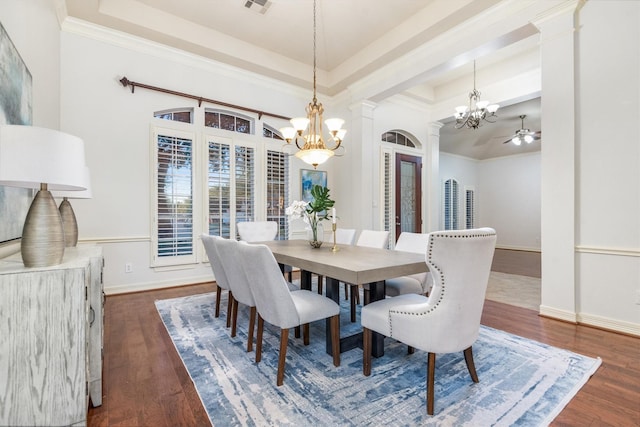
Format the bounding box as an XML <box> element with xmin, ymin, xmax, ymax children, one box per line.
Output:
<box><xmin>125</xmin><ymin>263</ymin><xmax>133</xmax><ymax>273</ymax></box>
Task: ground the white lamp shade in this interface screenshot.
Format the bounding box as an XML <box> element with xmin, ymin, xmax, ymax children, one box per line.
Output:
<box><xmin>295</xmin><ymin>148</ymin><xmax>334</xmax><ymax>166</ymax></box>
<box><xmin>0</xmin><ymin>125</ymin><xmax>86</xmax><ymax>191</ymax></box>
<box><xmin>51</xmin><ymin>166</ymin><xmax>93</xmax><ymax>199</ymax></box>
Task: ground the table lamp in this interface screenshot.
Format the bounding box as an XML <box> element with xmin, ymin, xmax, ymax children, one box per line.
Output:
<box><xmin>0</xmin><ymin>125</ymin><xmax>86</xmax><ymax>267</ymax></box>
<box><xmin>52</xmin><ymin>166</ymin><xmax>92</xmax><ymax>247</ymax></box>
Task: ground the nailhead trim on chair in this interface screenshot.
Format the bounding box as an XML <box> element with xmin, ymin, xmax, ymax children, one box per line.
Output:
<box><xmin>387</xmin><ymin>229</ymin><xmax>496</xmax><ymax>335</ymax></box>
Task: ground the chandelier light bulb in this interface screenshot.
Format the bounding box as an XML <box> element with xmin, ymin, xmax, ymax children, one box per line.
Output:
<box><xmin>290</xmin><ymin>117</ymin><xmax>310</xmax><ymax>133</ymax></box>
<box><xmin>324</xmin><ymin>118</ymin><xmax>344</xmax><ymax>132</ymax></box>
<box><xmin>279</xmin><ymin>127</ymin><xmax>296</xmax><ymax>142</ymax></box>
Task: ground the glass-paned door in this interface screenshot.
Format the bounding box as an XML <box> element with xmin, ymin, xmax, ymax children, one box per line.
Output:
<box><xmin>394</xmin><ymin>153</ymin><xmax>422</xmax><ymax>239</ymax></box>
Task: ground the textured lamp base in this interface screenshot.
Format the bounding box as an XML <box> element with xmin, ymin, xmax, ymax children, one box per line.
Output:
<box><xmin>21</xmin><ymin>189</ymin><xmax>65</xmax><ymax>267</ymax></box>
<box><xmin>59</xmin><ymin>197</ymin><xmax>78</xmax><ymax>247</ymax></box>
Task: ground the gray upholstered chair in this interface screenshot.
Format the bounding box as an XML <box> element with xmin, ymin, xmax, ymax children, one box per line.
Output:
<box><xmin>237</xmin><ymin>220</ymin><xmax>292</xmax><ymax>281</ymax></box>
<box><xmin>239</xmin><ymin>242</ymin><xmax>341</xmax><ymax>386</ymax></box>
<box><xmin>214</xmin><ymin>238</ymin><xmax>258</xmax><ymax>351</ymax></box>
<box><xmin>344</xmin><ymin>229</ymin><xmax>390</xmax><ymax>321</ymax></box>
<box><xmin>201</xmin><ymin>234</ymin><xmax>234</xmax><ymax>327</ymax></box>
<box><xmin>384</xmin><ymin>232</ymin><xmax>433</xmax><ymax>297</ymax></box>
<box><xmin>316</xmin><ymin>227</ymin><xmax>357</xmax><ymax>295</ymax></box>
<box><xmin>362</xmin><ymin>228</ymin><xmax>496</xmax><ymax>415</ymax></box>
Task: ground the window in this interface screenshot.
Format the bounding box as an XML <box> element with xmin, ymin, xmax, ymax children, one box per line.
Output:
<box><xmin>152</xmin><ymin>107</ymin><xmax>288</xmax><ymax>267</ymax></box>
<box><xmin>444</xmin><ymin>178</ymin><xmax>459</xmax><ymax>230</ymax></box>
<box><xmin>465</xmin><ymin>188</ymin><xmax>475</xmax><ymax>229</ymax></box>
<box><xmin>263</xmin><ymin>124</ymin><xmax>284</xmax><ymax>140</ymax></box>
<box><xmin>154</xmin><ymin>108</ymin><xmax>193</xmax><ymax>124</ymax></box>
<box><xmin>206</xmin><ymin>139</ymin><xmax>255</xmax><ymax>239</ymax></box>
<box><xmin>153</xmin><ymin>128</ymin><xmax>195</xmax><ymax>264</ymax></box>
<box><xmin>205</xmin><ymin>109</ymin><xmax>252</xmax><ymax>134</ymax></box>
<box><xmin>381</xmin><ymin>130</ymin><xmax>417</xmax><ymax>148</ymax></box>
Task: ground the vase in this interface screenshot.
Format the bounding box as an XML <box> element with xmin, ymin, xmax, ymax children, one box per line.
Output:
<box><xmin>307</xmin><ymin>222</ymin><xmax>324</xmax><ymax>248</ymax></box>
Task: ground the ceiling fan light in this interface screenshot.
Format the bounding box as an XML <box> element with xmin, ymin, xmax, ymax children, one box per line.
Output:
<box><xmin>512</xmin><ymin>136</ymin><xmax>522</xmax><ymax>146</ymax></box>
<box><xmin>487</xmin><ymin>104</ymin><xmax>499</xmax><ymax>113</ymax></box>
<box><xmin>524</xmin><ymin>134</ymin><xmax>534</xmax><ymax>143</ymax></box>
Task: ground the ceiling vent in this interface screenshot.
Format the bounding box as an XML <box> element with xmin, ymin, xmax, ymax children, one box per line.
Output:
<box><xmin>244</xmin><ymin>0</ymin><xmax>271</xmax><ymax>14</ymax></box>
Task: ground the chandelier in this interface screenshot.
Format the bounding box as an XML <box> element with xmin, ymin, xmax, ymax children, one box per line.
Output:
<box><xmin>454</xmin><ymin>61</ymin><xmax>499</xmax><ymax>129</ymax></box>
<box><xmin>280</xmin><ymin>0</ymin><xmax>346</xmax><ymax>169</ymax></box>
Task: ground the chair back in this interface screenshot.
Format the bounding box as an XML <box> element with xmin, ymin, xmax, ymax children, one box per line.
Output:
<box><xmin>356</xmin><ymin>229</ymin><xmax>390</xmax><ymax>249</ymax></box>
<box><xmin>239</xmin><ymin>243</ymin><xmax>300</xmax><ymax>329</ymax></box>
<box><xmin>237</xmin><ymin>221</ymin><xmax>278</xmax><ymax>242</ymax></box>
<box><xmin>335</xmin><ymin>228</ymin><xmax>357</xmax><ymax>245</ymax></box>
<box><xmin>394</xmin><ymin>232</ymin><xmax>429</xmax><ymax>253</ymax></box>
<box><xmin>215</xmin><ymin>238</ymin><xmax>255</xmax><ymax>307</ymax></box>
<box><xmin>391</xmin><ymin>228</ymin><xmax>496</xmax><ymax>353</ymax></box>
<box><xmin>201</xmin><ymin>234</ymin><xmax>230</xmax><ymax>291</ymax></box>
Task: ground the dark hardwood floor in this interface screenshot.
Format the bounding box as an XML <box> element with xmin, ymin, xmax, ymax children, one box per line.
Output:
<box><xmin>88</xmin><ymin>251</ymin><xmax>639</xmax><ymax>426</ymax></box>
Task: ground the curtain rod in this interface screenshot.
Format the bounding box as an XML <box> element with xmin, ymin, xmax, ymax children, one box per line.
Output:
<box><xmin>119</xmin><ymin>77</ymin><xmax>291</xmax><ymax>121</ymax></box>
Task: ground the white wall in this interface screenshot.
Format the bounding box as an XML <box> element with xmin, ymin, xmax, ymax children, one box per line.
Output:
<box><xmin>440</xmin><ymin>152</ymin><xmax>541</xmax><ymax>251</ymax></box>
<box><xmin>478</xmin><ymin>153</ymin><xmax>541</xmax><ymax>250</ymax></box>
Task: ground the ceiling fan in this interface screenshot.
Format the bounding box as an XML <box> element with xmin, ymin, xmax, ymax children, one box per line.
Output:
<box><xmin>502</xmin><ymin>115</ymin><xmax>541</xmax><ymax>145</ymax></box>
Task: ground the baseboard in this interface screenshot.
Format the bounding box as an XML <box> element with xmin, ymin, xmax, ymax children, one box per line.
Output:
<box><xmin>495</xmin><ymin>245</ymin><xmax>541</xmax><ymax>253</ymax></box>
<box><xmin>104</xmin><ymin>274</ymin><xmax>214</xmax><ymax>295</ymax></box>
<box><xmin>577</xmin><ymin>313</ymin><xmax>640</xmax><ymax>337</ymax></box>
<box><xmin>539</xmin><ymin>305</ymin><xmax>578</xmax><ymax>323</ymax></box>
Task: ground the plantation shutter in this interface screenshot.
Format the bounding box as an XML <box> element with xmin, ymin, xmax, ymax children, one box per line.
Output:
<box><xmin>465</xmin><ymin>189</ymin><xmax>475</xmax><ymax>229</ymax></box>
<box><xmin>155</xmin><ymin>132</ymin><xmax>194</xmax><ymax>262</ymax></box>
<box><xmin>266</xmin><ymin>149</ymin><xmax>288</xmax><ymax>240</ymax></box>
<box><xmin>444</xmin><ymin>178</ymin><xmax>459</xmax><ymax>230</ymax></box>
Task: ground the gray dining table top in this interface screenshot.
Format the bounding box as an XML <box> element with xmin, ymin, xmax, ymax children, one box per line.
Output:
<box><xmin>261</xmin><ymin>239</ymin><xmax>428</xmax><ymax>285</ymax></box>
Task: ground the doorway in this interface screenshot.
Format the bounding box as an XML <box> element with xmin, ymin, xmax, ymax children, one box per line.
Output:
<box><xmin>394</xmin><ymin>153</ymin><xmax>422</xmax><ymax>239</ymax></box>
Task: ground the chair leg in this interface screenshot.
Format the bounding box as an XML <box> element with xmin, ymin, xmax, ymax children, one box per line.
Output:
<box><xmin>215</xmin><ymin>285</ymin><xmax>222</xmax><ymax>318</ymax></box>
<box><xmin>363</xmin><ymin>327</ymin><xmax>372</xmax><ymax>376</ymax></box>
<box><xmin>408</xmin><ymin>346</ymin><xmax>415</xmax><ymax>354</ymax></box>
<box><xmin>427</xmin><ymin>352</ymin><xmax>436</xmax><ymax>415</ymax></box>
<box><xmin>363</xmin><ymin>288</ymin><xmax>369</xmax><ymax>305</ymax></box>
<box><xmin>330</xmin><ymin>315</ymin><xmax>340</xmax><ymax>367</ymax></box>
<box><xmin>230</xmin><ymin>299</ymin><xmax>239</xmax><ymax>338</ymax></box>
<box><xmin>344</xmin><ymin>283</ymin><xmax>349</xmax><ymax>300</ymax></box>
<box><xmin>317</xmin><ymin>275</ymin><xmax>324</xmax><ymax>295</ymax></box>
<box><xmin>226</xmin><ymin>291</ymin><xmax>234</xmax><ymax>328</ymax></box>
<box><xmin>463</xmin><ymin>346</ymin><xmax>479</xmax><ymax>383</ymax></box>
<box><xmin>256</xmin><ymin>315</ymin><xmax>264</xmax><ymax>363</ymax></box>
<box><xmin>277</xmin><ymin>328</ymin><xmax>289</xmax><ymax>386</ymax></box>
<box><xmin>303</xmin><ymin>323</ymin><xmax>310</xmax><ymax>345</ymax></box>
<box><xmin>247</xmin><ymin>306</ymin><xmax>256</xmax><ymax>352</ymax></box>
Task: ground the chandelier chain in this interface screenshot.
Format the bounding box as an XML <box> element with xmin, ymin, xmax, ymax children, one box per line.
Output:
<box><xmin>313</xmin><ymin>0</ymin><xmax>317</xmax><ymax>103</ymax></box>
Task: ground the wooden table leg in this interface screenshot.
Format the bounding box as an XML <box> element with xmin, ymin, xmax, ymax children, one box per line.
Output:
<box><xmin>368</xmin><ymin>280</ymin><xmax>386</xmax><ymax>357</ymax></box>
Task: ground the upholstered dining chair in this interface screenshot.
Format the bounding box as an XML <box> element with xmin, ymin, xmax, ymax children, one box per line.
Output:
<box><xmin>201</xmin><ymin>234</ymin><xmax>234</xmax><ymax>328</ymax></box>
<box><xmin>316</xmin><ymin>227</ymin><xmax>357</xmax><ymax>295</ymax></box>
<box><xmin>239</xmin><ymin>242</ymin><xmax>341</xmax><ymax>386</ymax></box>
<box><xmin>344</xmin><ymin>229</ymin><xmax>390</xmax><ymax>321</ymax></box>
<box><xmin>214</xmin><ymin>237</ymin><xmax>258</xmax><ymax>351</ymax></box>
<box><xmin>237</xmin><ymin>220</ymin><xmax>293</xmax><ymax>281</ymax></box>
<box><xmin>383</xmin><ymin>232</ymin><xmax>433</xmax><ymax>298</ymax></box>
<box><xmin>361</xmin><ymin>228</ymin><xmax>497</xmax><ymax>415</ymax></box>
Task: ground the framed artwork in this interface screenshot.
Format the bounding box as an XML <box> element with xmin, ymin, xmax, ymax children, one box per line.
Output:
<box><xmin>300</xmin><ymin>169</ymin><xmax>327</xmax><ymax>203</ymax></box>
<box><xmin>0</xmin><ymin>21</ymin><xmax>33</xmax><ymax>244</ymax></box>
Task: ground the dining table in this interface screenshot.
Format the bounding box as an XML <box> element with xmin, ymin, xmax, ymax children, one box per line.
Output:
<box><xmin>261</xmin><ymin>239</ymin><xmax>428</xmax><ymax>357</ymax></box>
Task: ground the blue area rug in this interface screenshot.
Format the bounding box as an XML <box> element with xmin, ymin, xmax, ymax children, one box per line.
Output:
<box><xmin>155</xmin><ymin>291</ymin><xmax>600</xmax><ymax>426</ymax></box>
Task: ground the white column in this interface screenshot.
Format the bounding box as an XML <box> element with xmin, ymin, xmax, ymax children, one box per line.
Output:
<box><xmin>533</xmin><ymin>1</ymin><xmax>581</xmax><ymax>321</ymax></box>
<box><xmin>348</xmin><ymin>100</ymin><xmax>377</xmax><ymax>229</ymax></box>
<box><xmin>426</xmin><ymin>121</ymin><xmax>443</xmax><ymax>232</ymax></box>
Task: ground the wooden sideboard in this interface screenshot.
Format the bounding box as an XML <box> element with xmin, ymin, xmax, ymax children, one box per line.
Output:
<box><xmin>0</xmin><ymin>245</ymin><xmax>104</xmax><ymax>426</ymax></box>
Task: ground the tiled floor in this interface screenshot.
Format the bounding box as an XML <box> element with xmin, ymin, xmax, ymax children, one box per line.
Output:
<box><xmin>485</xmin><ymin>271</ymin><xmax>541</xmax><ymax>311</ymax></box>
